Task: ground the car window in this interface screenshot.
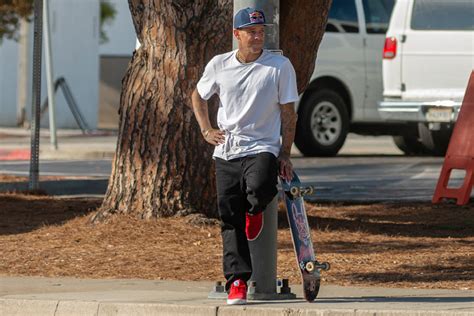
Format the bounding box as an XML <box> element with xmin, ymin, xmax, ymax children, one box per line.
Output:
<box><xmin>362</xmin><ymin>0</ymin><xmax>396</xmax><ymax>34</ymax></box>
<box><xmin>411</xmin><ymin>0</ymin><xmax>474</xmax><ymax>31</ymax></box>
<box><xmin>326</xmin><ymin>0</ymin><xmax>359</xmax><ymax>33</ymax></box>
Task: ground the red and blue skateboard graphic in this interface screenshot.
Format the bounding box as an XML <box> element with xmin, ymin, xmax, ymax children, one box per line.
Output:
<box><xmin>280</xmin><ymin>172</ymin><xmax>330</xmax><ymax>302</ymax></box>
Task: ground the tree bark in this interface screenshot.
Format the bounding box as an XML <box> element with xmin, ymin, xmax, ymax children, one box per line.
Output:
<box><xmin>92</xmin><ymin>0</ymin><xmax>232</xmax><ymax>222</ymax></box>
<box><xmin>92</xmin><ymin>0</ymin><xmax>331</xmax><ymax>222</ymax></box>
<box><xmin>281</xmin><ymin>0</ymin><xmax>332</xmax><ymax>94</ymax></box>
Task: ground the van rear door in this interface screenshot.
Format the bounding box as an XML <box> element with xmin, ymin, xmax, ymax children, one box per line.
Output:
<box><xmin>361</xmin><ymin>0</ymin><xmax>396</xmax><ymax>121</ymax></box>
<box><xmin>401</xmin><ymin>0</ymin><xmax>474</xmax><ymax>102</ymax></box>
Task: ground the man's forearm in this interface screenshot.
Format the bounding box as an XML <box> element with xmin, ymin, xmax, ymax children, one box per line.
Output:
<box><xmin>191</xmin><ymin>89</ymin><xmax>212</xmax><ymax>134</ymax></box>
<box><xmin>280</xmin><ymin>103</ymin><xmax>297</xmax><ymax>158</ymax></box>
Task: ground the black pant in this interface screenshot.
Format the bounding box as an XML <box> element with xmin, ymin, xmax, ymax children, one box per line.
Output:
<box><xmin>215</xmin><ymin>152</ymin><xmax>278</xmax><ymax>290</ymax></box>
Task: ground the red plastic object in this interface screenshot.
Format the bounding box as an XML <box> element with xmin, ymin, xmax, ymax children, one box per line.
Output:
<box><xmin>0</xmin><ymin>149</ymin><xmax>30</xmax><ymax>161</ymax></box>
<box><xmin>432</xmin><ymin>71</ymin><xmax>474</xmax><ymax>205</ymax></box>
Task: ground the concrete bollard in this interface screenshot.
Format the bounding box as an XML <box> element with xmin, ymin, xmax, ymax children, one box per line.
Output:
<box><xmin>247</xmin><ymin>195</ymin><xmax>279</xmax><ymax>299</ymax></box>
<box><xmin>208</xmin><ymin>193</ymin><xmax>295</xmax><ymax>300</ymax></box>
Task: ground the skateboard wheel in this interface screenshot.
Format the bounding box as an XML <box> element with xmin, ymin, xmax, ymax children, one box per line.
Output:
<box><xmin>305</xmin><ymin>261</ymin><xmax>315</xmax><ymax>272</ymax></box>
<box><xmin>322</xmin><ymin>262</ymin><xmax>330</xmax><ymax>271</ymax></box>
<box><xmin>307</xmin><ymin>186</ymin><xmax>314</xmax><ymax>195</ymax></box>
<box><xmin>290</xmin><ymin>186</ymin><xmax>300</xmax><ymax>196</ymax></box>
<box><xmin>316</xmin><ymin>262</ymin><xmax>330</xmax><ymax>271</ymax></box>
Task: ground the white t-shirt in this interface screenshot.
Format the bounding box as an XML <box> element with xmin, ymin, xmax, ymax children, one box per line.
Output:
<box><xmin>197</xmin><ymin>49</ymin><xmax>299</xmax><ymax>160</ymax></box>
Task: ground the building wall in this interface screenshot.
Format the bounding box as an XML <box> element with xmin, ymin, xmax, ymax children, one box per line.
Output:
<box><xmin>98</xmin><ymin>0</ymin><xmax>135</xmax><ymax>129</ymax></box>
<box><xmin>98</xmin><ymin>57</ymin><xmax>130</xmax><ymax>129</ymax></box>
<box><xmin>0</xmin><ymin>40</ymin><xmax>19</xmax><ymax>126</ymax></box>
<box><xmin>0</xmin><ymin>0</ymin><xmax>100</xmax><ymax>129</ymax></box>
<box><xmin>100</xmin><ymin>0</ymin><xmax>136</xmax><ymax>57</ymax></box>
<box><xmin>46</xmin><ymin>0</ymin><xmax>100</xmax><ymax>129</ymax></box>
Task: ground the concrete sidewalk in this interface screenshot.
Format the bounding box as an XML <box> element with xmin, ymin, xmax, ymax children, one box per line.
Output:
<box><xmin>1</xmin><ymin>277</ymin><xmax>473</xmax><ymax>316</ymax></box>
<box><xmin>0</xmin><ymin>127</ymin><xmax>117</xmax><ymax>160</ymax></box>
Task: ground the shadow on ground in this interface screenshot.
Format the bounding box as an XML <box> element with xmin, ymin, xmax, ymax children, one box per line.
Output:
<box><xmin>0</xmin><ymin>194</ymin><xmax>101</xmax><ymax>235</ymax></box>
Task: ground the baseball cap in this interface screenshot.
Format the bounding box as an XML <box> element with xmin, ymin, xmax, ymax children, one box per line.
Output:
<box><xmin>233</xmin><ymin>7</ymin><xmax>271</xmax><ymax>29</ymax></box>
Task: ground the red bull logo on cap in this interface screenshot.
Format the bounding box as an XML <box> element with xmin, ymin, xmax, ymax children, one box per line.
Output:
<box><xmin>234</xmin><ymin>7</ymin><xmax>268</xmax><ymax>29</ymax></box>
<box><xmin>249</xmin><ymin>10</ymin><xmax>265</xmax><ymax>24</ymax></box>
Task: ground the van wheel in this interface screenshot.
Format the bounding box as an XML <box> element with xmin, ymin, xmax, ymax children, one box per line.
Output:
<box><xmin>295</xmin><ymin>89</ymin><xmax>349</xmax><ymax>157</ymax></box>
<box><xmin>418</xmin><ymin>123</ymin><xmax>452</xmax><ymax>156</ymax></box>
<box><xmin>392</xmin><ymin>136</ymin><xmax>427</xmax><ymax>155</ymax></box>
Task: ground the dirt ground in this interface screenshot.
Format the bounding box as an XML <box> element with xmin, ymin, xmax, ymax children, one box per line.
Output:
<box><xmin>0</xmin><ymin>188</ymin><xmax>473</xmax><ymax>290</ymax></box>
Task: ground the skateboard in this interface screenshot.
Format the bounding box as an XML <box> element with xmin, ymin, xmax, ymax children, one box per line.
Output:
<box><xmin>280</xmin><ymin>172</ymin><xmax>330</xmax><ymax>302</ymax></box>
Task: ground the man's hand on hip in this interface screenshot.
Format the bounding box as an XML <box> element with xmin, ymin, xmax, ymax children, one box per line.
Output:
<box><xmin>278</xmin><ymin>153</ymin><xmax>293</xmax><ymax>182</ymax></box>
<box><xmin>203</xmin><ymin>128</ymin><xmax>225</xmax><ymax>146</ymax></box>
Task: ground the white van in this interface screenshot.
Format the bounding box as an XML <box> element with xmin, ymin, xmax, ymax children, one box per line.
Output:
<box><xmin>379</xmin><ymin>0</ymin><xmax>474</xmax><ymax>155</ymax></box>
<box><xmin>295</xmin><ymin>0</ymin><xmax>398</xmax><ymax>156</ymax></box>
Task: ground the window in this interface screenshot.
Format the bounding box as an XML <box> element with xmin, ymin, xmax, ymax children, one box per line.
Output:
<box><xmin>362</xmin><ymin>0</ymin><xmax>396</xmax><ymax>34</ymax></box>
<box><xmin>326</xmin><ymin>0</ymin><xmax>359</xmax><ymax>33</ymax></box>
<box><xmin>411</xmin><ymin>0</ymin><xmax>474</xmax><ymax>31</ymax></box>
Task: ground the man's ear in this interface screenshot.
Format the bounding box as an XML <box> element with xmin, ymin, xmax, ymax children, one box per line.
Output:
<box><xmin>233</xmin><ymin>29</ymin><xmax>240</xmax><ymax>40</ymax></box>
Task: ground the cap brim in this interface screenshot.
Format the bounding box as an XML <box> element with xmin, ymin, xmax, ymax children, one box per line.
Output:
<box><xmin>235</xmin><ymin>22</ymin><xmax>273</xmax><ymax>29</ymax></box>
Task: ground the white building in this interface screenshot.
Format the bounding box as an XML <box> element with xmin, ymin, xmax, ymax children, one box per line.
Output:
<box><xmin>0</xmin><ymin>0</ymin><xmax>136</xmax><ymax>129</ymax></box>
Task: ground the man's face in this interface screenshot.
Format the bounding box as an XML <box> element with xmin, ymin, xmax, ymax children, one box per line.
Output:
<box><xmin>234</xmin><ymin>25</ymin><xmax>265</xmax><ymax>53</ymax></box>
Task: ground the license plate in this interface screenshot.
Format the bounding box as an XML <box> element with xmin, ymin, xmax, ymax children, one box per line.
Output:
<box><xmin>426</xmin><ymin>108</ymin><xmax>452</xmax><ymax>122</ymax></box>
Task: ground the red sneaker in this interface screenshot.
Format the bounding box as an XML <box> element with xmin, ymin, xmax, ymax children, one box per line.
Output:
<box><xmin>246</xmin><ymin>212</ymin><xmax>264</xmax><ymax>241</ymax></box>
<box><xmin>227</xmin><ymin>279</ymin><xmax>247</xmax><ymax>305</ymax></box>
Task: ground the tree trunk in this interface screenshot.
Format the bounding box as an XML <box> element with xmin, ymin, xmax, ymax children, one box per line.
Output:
<box><xmin>281</xmin><ymin>0</ymin><xmax>332</xmax><ymax>94</ymax></box>
<box><xmin>92</xmin><ymin>0</ymin><xmax>232</xmax><ymax>222</ymax></box>
<box><xmin>92</xmin><ymin>0</ymin><xmax>331</xmax><ymax>222</ymax></box>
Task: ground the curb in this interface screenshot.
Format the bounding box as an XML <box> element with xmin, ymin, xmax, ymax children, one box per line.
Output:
<box><xmin>0</xmin><ymin>300</ymin><xmax>218</xmax><ymax>316</ymax></box>
<box><xmin>0</xmin><ymin>128</ymin><xmax>117</xmax><ymax>138</ymax></box>
<box><xmin>0</xmin><ymin>149</ymin><xmax>30</xmax><ymax>161</ymax></box>
<box><xmin>1</xmin><ymin>299</ymin><xmax>473</xmax><ymax>316</ymax></box>
<box><xmin>39</xmin><ymin>150</ymin><xmax>115</xmax><ymax>160</ymax></box>
<box><xmin>0</xmin><ymin>149</ymin><xmax>115</xmax><ymax>161</ymax></box>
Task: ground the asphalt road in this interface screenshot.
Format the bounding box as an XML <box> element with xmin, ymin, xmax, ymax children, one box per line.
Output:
<box><xmin>0</xmin><ymin>135</ymin><xmax>471</xmax><ymax>202</ymax></box>
<box><xmin>294</xmin><ymin>156</ymin><xmax>463</xmax><ymax>202</ymax></box>
<box><xmin>0</xmin><ymin>159</ymin><xmax>111</xmax><ymax>178</ymax></box>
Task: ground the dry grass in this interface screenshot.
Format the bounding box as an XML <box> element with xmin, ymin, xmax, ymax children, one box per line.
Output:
<box><xmin>0</xmin><ymin>192</ymin><xmax>472</xmax><ymax>290</ymax></box>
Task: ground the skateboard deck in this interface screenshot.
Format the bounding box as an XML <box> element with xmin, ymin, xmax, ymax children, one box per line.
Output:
<box><xmin>280</xmin><ymin>172</ymin><xmax>329</xmax><ymax>302</ymax></box>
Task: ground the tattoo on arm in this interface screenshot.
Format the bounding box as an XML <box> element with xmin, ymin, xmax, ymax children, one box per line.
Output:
<box><xmin>280</xmin><ymin>103</ymin><xmax>297</xmax><ymax>158</ymax></box>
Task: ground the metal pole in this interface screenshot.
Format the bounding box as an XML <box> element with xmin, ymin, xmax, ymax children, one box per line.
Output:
<box><xmin>233</xmin><ymin>0</ymin><xmax>288</xmax><ymax>300</ymax></box>
<box><xmin>29</xmin><ymin>0</ymin><xmax>43</xmax><ymax>191</ymax></box>
<box><xmin>233</xmin><ymin>0</ymin><xmax>279</xmax><ymax>50</ymax></box>
<box><xmin>43</xmin><ymin>0</ymin><xmax>58</xmax><ymax>149</ymax></box>
<box><xmin>17</xmin><ymin>18</ymin><xmax>30</xmax><ymax>127</ymax></box>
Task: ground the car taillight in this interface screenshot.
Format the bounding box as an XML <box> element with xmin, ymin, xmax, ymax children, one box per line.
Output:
<box><xmin>383</xmin><ymin>37</ymin><xmax>397</xmax><ymax>59</ymax></box>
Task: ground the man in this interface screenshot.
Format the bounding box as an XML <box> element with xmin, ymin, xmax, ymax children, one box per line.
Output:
<box><xmin>191</xmin><ymin>7</ymin><xmax>298</xmax><ymax>305</ymax></box>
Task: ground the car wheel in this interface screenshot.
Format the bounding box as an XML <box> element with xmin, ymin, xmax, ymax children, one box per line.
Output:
<box><xmin>392</xmin><ymin>135</ymin><xmax>427</xmax><ymax>155</ymax></box>
<box><xmin>418</xmin><ymin>123</ymin><xmax>452</xmax><ymax>156</ymax></box>
<box><xmin>295</xmin><ymin>89</ymin><xmax>349</xmax><ymax>157</ymax></box>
